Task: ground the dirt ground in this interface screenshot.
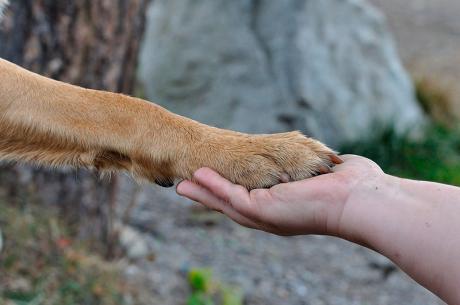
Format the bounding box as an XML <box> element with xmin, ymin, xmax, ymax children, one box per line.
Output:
<box><xmin>371</xmin><ymin>0</ymin><xmax>460</xmax><ymax>115</ymax></box>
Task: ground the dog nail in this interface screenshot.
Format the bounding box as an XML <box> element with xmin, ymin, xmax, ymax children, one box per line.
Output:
<box><xmin>155</xmin><ymin>179</ymin><xmax>175</xmax><ymax>188</ymax></box>
<box><xmin>330</xmin><ymin>155</ymin><xmax>344</xmax><ymax>164</ymax></box>
<box><xmin>280</xmin><ymin>173</ymin><xmax>290</xmax><ymax>183</ymax></box>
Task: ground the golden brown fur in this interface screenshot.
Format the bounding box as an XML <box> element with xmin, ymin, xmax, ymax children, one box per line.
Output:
<box><xmin>0</xmin><ymin>58</ymin><xmax>338</xmax><ymax>189</ymax></box>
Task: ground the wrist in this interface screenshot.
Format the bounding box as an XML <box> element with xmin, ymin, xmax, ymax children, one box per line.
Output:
<box><xmin>337</xmin><ymin>171</ymin><xmax>401</xmax><ymax>246</ymax></box>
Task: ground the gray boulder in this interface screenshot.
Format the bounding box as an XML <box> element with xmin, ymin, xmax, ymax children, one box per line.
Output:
<box><xmin>139</xmin><ymin>0</ymin><xmax>425</xmax><ymax>147</ymax></box>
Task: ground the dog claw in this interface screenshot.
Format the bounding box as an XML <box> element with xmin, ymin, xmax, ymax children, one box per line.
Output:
<box><xmin>155</xmin><ymin>179</ymin><xmax>175</xmax><ymax>188</ymax></box>
<box><xmin>330</xmin><ymin>155</ymin><xmax>344</xmax><ymax>165</ymax></box>
<box><xmin>280</xmin><ymin>173</ymin><xmax>291</xmax><ymax>183</ymax></box>
<box><xmin>318</xmin><ymin>165</ymin><xmax>332</xmax><ymax>174</ymax></box>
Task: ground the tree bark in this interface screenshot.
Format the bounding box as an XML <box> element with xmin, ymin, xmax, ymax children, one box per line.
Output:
<box><xmin>0</xmin><ymin>0</ymin><xmax>150</xmax><ymax>257</ymax></box>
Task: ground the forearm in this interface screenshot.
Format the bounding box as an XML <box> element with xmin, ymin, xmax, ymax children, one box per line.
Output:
<box><xmin>343</xmin><ymin>175</ymin><xmax>460</xmax><ymax>303</ymax></box>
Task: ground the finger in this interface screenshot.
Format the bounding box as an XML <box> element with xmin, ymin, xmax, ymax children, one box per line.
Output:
<box><xmin>332</xmin><ymin>154</ymin><xmax>368</xmax><ymax>172</ymax></box>
<box><xmin>193</xmin><ymin>167</ymin><xmax>251</xmax><ymax>206</ymax></box>
<box><xmin>338</xmin><ymin>154</ymin><xmax>352</xmax><ymax>160</ymax></box>
<box><xmin>177</xmin><ymin>180</ymin><xmax>264</xmax><ymax>230</ymax></box>
<box><xmin>177</xmin><ymin>180</ymin><xmax>223</xmax><ymax>211</ymax></box>
<box><xmin>338</xmin><ymin>154</ymin><xmax>362</xmax><ymax>161</ymax></box>
<box><xmin>193</xmin><ymin>168</ymin><xmax>267</xmax><ymax>221</ymax></box>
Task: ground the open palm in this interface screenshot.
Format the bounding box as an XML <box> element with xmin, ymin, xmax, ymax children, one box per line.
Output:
<box><xmin>177</xmin><ymin>155</ymin><xmax>383</xmax><ymax>237</ymax></box>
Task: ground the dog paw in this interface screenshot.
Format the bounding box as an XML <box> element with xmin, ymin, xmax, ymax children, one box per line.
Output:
<box><xmin>191</xmin><ymin>131</ymin><xmax>341</xmax><ymax>190</ymax></box>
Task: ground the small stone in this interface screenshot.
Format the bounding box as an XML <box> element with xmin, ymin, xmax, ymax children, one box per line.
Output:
<box><xmin>119</xmin><ymin>225</ymin><xmax>150</xmax><ymax>260</ymax></box>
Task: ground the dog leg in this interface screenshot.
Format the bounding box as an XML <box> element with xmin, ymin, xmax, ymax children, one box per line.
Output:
<box><xmin>0</xmin><ymin>59</ymin><xmax>339</xmax><ymax>189</ymax></box>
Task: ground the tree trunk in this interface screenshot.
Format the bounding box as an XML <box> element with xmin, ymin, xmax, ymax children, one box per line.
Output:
<box><xmin>0</xmin><ymin>0</ymin><xmax>150</xmax><ymax>257</ymax></box>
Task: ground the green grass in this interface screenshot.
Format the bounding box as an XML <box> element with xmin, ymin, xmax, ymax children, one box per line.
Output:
<box><xmin>341</xmin><ymin>125</ymin><xmax>460</xmax><ymax>185</ymax></box>
<box><xmin>186</xmin><ymin>268</ymin><xmax>243</xmax><ymax>305</ymax></box>
<box><xmin>342</xmin><ymin>75</ymin><xmax>460</xmax><ymax>185</ymax></box>
<box><xmin>0</xmin><ymin>201</ymin><xmax>142</xmax><ymax>305</ymax></box>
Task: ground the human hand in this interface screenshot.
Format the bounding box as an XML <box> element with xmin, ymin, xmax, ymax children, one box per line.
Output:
<box><xmin>176</xmin><ymin>155</ymin><xmax>384</xmax><ymax>237</ymax></box>
<box><xmin>178</xmin><ymin>155</ymin><xmax>460</xmax><ymax>303</ymax></box>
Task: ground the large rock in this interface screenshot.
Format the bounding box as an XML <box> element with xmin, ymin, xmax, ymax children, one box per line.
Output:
<box><xmin>139</xmin><ymin>0</ymin><xmax>425</xmax><ymax>147</ymax></box>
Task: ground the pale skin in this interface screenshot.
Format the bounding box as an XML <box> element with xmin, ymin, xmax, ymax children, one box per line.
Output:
<box><xmin>177</xmin><ymin>155</ymin><xmax>460</xmax><ymax>304</ymax></box>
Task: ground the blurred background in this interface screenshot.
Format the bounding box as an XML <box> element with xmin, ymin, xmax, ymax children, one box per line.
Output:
<box><xmin>0</xmin><ymin>0</ymin><xmax>457</xmax><ymax>304</ymax></box>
